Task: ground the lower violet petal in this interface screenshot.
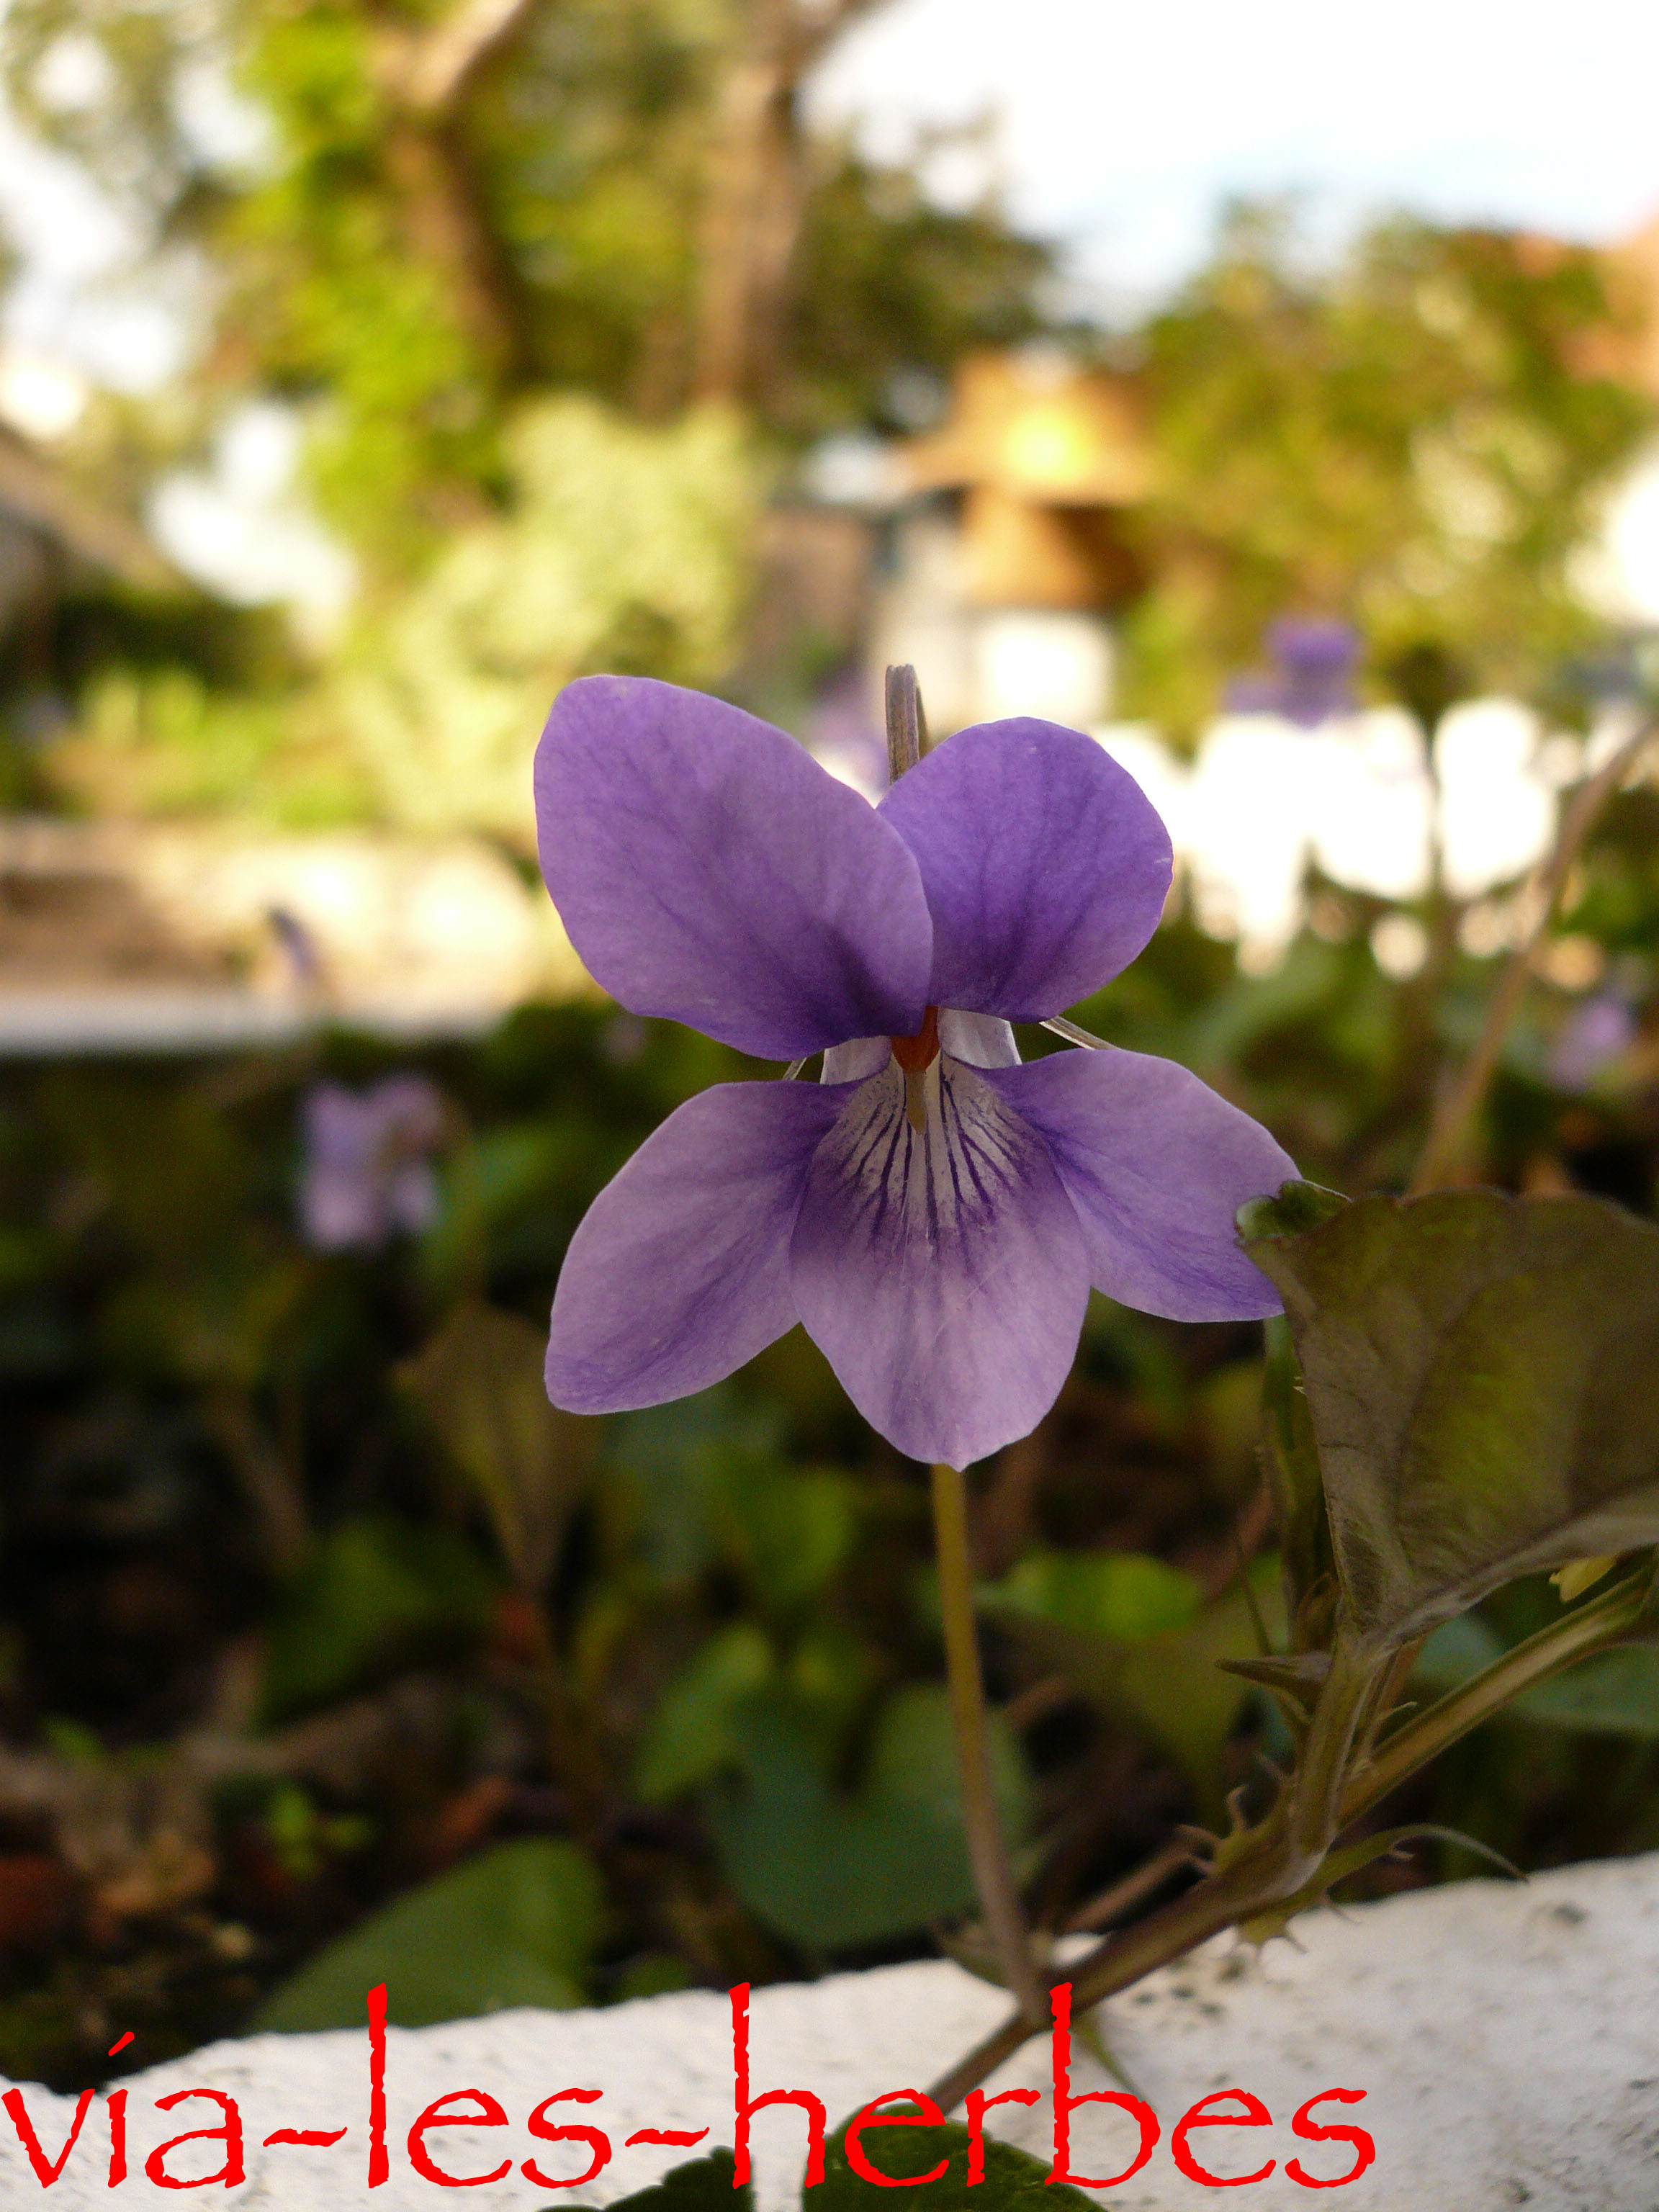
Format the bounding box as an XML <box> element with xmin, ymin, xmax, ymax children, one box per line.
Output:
<box><xmin>789</xmin><ymin>1058</ymin><xmax>1089</xmax><ymax>1468</ymax></box>
<box><xmin>546</xmin><ymin>1079</ymin><xmax>849</xmax><ymax>1413</ymax></box>
<box><xmin>981</xmin><ymin>1047</ymin><xmax>1297</xmax><ymax>1321</ymax></box>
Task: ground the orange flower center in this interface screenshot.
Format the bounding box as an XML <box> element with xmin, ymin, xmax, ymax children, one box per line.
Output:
<box><xmin>889</xmin><ymin>1004</ymin><xmax>940</xmax><ymax>1075</ymax></box>
<box><xmin>889</xmin><ymin>1005</ymin><xmax>940</xmax><ymax>1133</ymax></box>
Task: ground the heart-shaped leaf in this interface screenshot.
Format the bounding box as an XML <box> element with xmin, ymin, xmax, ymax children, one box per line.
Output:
<box><xmin>403</xmin><ymin>1301</ymin><xmax>597</xmax><ymax>1598</ymax></box>
<box><xmin>254</xmin><ymin>1836</ymin><xmax>604</xmax><ymax>2031</ymax></box>
<box><xmin>1242</xmin><ymin>1190</ymin><xmax>1659</xmax><ymax>1646</ymax></box>
<box><xmin>983</xmin><ymin>1560</ymin><xmax>1282</xmax><ymax>1819</ymax></box>
<box><xmin>705</xmin><ymin>1684</ymin><xmax>1030</xmax><ymax>1951</ymax></box>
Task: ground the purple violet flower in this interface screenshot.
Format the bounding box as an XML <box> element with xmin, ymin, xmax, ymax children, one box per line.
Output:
<box><xmin>299</xmin><ymin>1075</ymin><xmax>444</xmax><ymax>1252</ymax></box>
<box><xmin>1229</xmin><ymin>618</ymin><xmax>1360</xmax><ymax>729</ymax></box>
<box><xmin>536</xmin><ymin>677</ymin><xmax>1296</xmax><ymax>1467</ymax></box>
<box><xmin>1549</xmin><ymin>992</ymin><xmax>1637</xmax><ymax>1093</ymax></box>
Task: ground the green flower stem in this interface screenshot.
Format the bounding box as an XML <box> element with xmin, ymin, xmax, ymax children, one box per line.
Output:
<box><xmin>930</xmin><ymin>1462</ymin><xmax>1046</xmax><ymax>2026</ymax></box>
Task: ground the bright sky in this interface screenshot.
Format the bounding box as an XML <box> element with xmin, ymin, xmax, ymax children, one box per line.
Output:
<box><xmin>808</xmin><ymin>0</ymin><xmax>1659</xmax><ymax>309</ymax></box>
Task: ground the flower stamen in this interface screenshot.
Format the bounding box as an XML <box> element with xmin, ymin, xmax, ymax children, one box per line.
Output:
<box><xmin>891</xmin><ymin>1004</ymin><xmax>941</xmax><ymax>1132</ymax></box>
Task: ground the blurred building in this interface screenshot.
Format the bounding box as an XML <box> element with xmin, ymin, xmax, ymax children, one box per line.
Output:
<box><xmin>870</xmin><ymin>351</ymin><xmax>1154</xmax><ymax>732</ymax></box>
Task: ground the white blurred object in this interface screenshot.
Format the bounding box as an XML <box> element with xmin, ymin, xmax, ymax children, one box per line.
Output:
<box><xmin>973</xmin><ymin>609</ymin><xmax>1114</xmax><ymax>725</ymax></box>
<box><xmin>1372</xmin><ymin>911</ymin><xmax>1430</xmax><ymax>978</ymax></box>
<box><xmin>0</xmin><ymin>818</ymin><xmax>583</xmax><ymax>1052</ymax></box>
<box><xmin>1179</xmin><ymin>715</ymin><xmax>1314</xmax><ymax>954</ymax></box>
<box><xmin>1091</xmin><ymin>698</ymin><xmax>1569</xmax><ymax>968</ymax></box>
<box><xmin>1434</xmin><ymin>698</ymin><xmax>1556</xmax><ymax>899</ymax></box>
<box><xmin>148</xmin><ymin>400</ymin><xmax>356</xmax><ymax>645</ymax></box>
<box><xmin>867</xmin><ymin>509</ymin><xmax>979</xmax><ymax>733</ymax></box>
<box><xmin>0</xmin><ymin>346</ymin><xmax>88</xmax><ymax>440</ymax></box>
<box><xmin>1571</xmin><ymin>439</ymin><xmax>1659</xmax><ymax>626</ymax></box>
<box><xmin>1306</xmin><ymin>709</ymin><xmax>1435</xmax><ymax>901</ymax></box>
<box><xmin>802</xmin><ymin>433</ymin><xmax>902</xmax><ymax>508</ymax></box>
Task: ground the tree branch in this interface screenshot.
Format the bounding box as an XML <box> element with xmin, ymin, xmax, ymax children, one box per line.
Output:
<box><xmin>403</xmin><ymin>0</ymin><xmax>541</xmax><ymax>114</ymax></box>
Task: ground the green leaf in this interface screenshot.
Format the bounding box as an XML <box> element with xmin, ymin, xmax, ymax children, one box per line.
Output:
<box><xmin>714</xmin><ymin>1451</ymin><xmax>858</xmax><ymax>1612</ymax></box>
<box><xmin>980</xmin><ymin>1550</ymin><xmax>1202</xmax><ymax>1640</ymax></box>
<box><xmin>1519</xmin><ymin>1646</ymin><xmax>1659</xmax><ymax>1734</ymax></box>
<box><xmin>1242</xmin><ymin>1190</ymin><xmax>1659</xmax><ymax>1645</ymax></box>
<box><xmin>259</xmin><ymin>1515</ymin><xmax>498</xmax><ymax>1725</ymax></box>
<box><xmin>254</xmin><ymin>1837</ymin><xmax>604</xmax><ymax>2031</ymax></box>
<box><xmin>606</xmin><ymin>2150</ymin><xmax>751</xmax><ymax>2212</ymax></box>
<box><xmin>706</xmin><ymin>1685</ymin><xmax>1030</xmax><ymax>1951</ymax></box>
<box><xmin>1416</xmin><ymin>1612</ymin><xmax>1659</xmax><ymax>1737</ymax></box>
<box><xmin>608</xmin><ymin>1389</ymin><xmax>779</xmax><ymax>1586</ymax></box>
<box><xmin>402</xmin><ymin>1301</ymin><xmax>597</xmax><ymax>1599</ymax></box>
<box><xmin>634</xmin><ymin>1624</ymin><xmax>775</xmax><ymax>1802</ymax></box>
<box><xmin>816</xmin><ymin>2105</ymin><xmax>1092</xmax><ymax>2211</ymax></box>
<box><xmin>991</xmin><ymin>1567</ymin><xmax>1284</xmax><ymax>1818</ymax></box>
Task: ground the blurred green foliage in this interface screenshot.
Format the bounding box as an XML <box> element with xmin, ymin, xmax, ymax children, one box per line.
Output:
<box><xmin>256</xmin><ymin>1834</ymin><xmax>604</xmax><ymax>2029</ymax></box>
<box><xmin>1120</xmin><ymin>205</ymin><xmax>1655</xmax><ymax>735</ymax></box>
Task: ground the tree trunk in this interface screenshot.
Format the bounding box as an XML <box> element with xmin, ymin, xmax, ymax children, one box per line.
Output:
<box><xmin>691</xmin><ymin>0</ymin><xmax>881</xmax><ymax>407</ymax></box>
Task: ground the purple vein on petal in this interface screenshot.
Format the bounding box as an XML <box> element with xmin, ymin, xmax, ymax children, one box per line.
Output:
<box><xmin>790</xmin><ymin>1058</ymin><xmax>1089</xmax><ymax>1467</ymax></box>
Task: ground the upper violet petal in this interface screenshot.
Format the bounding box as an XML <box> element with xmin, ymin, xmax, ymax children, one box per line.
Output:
<box><xmin>789</xmin><ymin>1058</ymin><xmax>1089</xmax><ymax>1467</ymax></box>
<box><xmin>877</xmin><ymin>719</ymin><xmax>1172</xmax><ymax>1019</ymax></box>
<box><xmin>536</xmin><ymin>675</ymin><xmax>932</xmax><ymax>1059</ymax></box>
<box><xmin>546</xmin><ymin>1078</ymin><xmax>849</xmax><ymax>1412</ymax></box>
<box><xmin>981</xmin><ymin>1047</ymin><xmax>1296</xmax><ymax>1321</ymax></box>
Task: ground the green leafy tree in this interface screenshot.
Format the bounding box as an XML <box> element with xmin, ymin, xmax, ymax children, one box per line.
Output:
<box><xmin>4</xmin><ymin>0</ymin><xmax>1056</xmax><ymax>570</ymax></box>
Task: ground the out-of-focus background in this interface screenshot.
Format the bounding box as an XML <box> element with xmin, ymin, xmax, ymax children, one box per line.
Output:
<box><xmin>1</xmin><ymin>0</ymin><xmax>1659</xmax><ymax>2085</ymax></box>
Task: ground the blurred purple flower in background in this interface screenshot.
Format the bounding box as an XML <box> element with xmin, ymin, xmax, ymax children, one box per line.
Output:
<box><xmin>1550</xmin><ymin>992</ymin><xmax>1638</xmax><ymax>1093</ymax></box>
<box><xmin>534</xmin><ymin>677</ymin><xmax>1295</xmax><ymax>1468</ymax></box>
<box><xmin>1229</xmin><ymin>617</ymin><xmax>1361</xmax><ymax>729</ymax></box>
<box><xmin>299</xmin><ymin>1075</ymin><xmax>445</xmax><ymax>1251</ymax></box>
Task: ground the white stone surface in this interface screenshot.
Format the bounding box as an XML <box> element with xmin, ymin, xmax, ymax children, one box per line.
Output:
<box><xmin>3</xmin><ymin>1853</ymin><xmax>1657</xmax><ymax>2208</ymax></box>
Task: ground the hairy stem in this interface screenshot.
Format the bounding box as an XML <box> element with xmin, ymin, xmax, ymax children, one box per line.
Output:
<box><xmin>927</xmin><ymin>1583</ymin><xmax>1649</xmax><ymax>2113</ymax></box>
<box><xmin>1341</xmin><ymin>1568</ymin><xmax>1654</xmax><ymax>1822</ymax></box>
<box><xmin>927</xmin><ymin>1847</ymin><xmax>1269</xmax><ymax>2112</ymax></box>
<box><xmin>1411</xmin><ymin>709</ymin><xmax>1659</xmax><ymax>1194</ymax></box>
<box><xmin>930</xmin><ymin>1463</ymin><xmax>1047</xmax><ymax>2025</ymax></box>
<box><xmin>1282</xmin><ymin>1630</ymin><xmax>1396</xmax><ymax>1879</ymax></box>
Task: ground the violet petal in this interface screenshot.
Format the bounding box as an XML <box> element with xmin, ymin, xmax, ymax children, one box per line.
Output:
<box><xmin>982</xmin><ymin>1047</ymin><xmax>1296</xmax><ymax>1321</ymax></box>
<box><xmin>536</xmin><ymin>675</ymin><xmax>932</xmax><ymax>1058</ymax></box>
<box><xmin>545</xmin><ymin>1078</ymin><xmax>850</xmax><ymax>1412</ymax></box>
<box><xmin>877</xmin><ymin>718</ymin><xmax>1172</xmax><ymax>1020</ymax></box>
<box><xmin>789</xmin><ymin>1058</ymin><xmax>1089</xmax><ymax>1467</ymax></box>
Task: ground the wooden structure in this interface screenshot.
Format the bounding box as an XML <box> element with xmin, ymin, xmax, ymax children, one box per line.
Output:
<box><xmin>870</xmin><ymin>351</ymin><xmax>1155</xmax><ymax>731</ymax></box>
